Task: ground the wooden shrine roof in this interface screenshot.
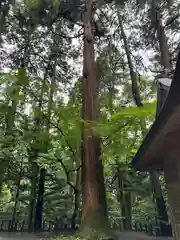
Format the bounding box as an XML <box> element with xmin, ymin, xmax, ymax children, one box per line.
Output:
<box><xmin>131</xmin><ymin>51</ymin><xmax>180</xmax><ymax>171</ymax></box>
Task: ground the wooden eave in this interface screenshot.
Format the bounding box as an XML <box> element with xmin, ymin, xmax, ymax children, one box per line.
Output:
<box><xmin>131</xmin><ymin>51</ymin><xmax>180</xmax><ymax>171</ymax></box>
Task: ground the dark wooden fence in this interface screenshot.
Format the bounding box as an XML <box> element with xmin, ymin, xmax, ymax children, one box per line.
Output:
<box><xmin>0</xmin><ymin>219</ymin><xmax>79</xmax><ymax>232</ymax></box>
<box><xmin>0</xmin><ymin>217</ymin><xmax>171</xmax><ymax>237</ymax></box>
<box><xmin>133</xmin><ymin>220</ymin><xmax>172</xmax><ymax>237</ymax></box>
<box><xmin>133</xmin><ymin>221</ymin><xmax>156</xmax><ymax>236</ymax></box>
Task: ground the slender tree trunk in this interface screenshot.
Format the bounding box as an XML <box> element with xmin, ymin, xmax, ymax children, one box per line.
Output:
<box><xmin>154</xmin><ymin>3</ymin><xmax>172</xmax><ymax>236</ymax></box>
<box><xmin>155</xmin><ymin>2</ymin><xmax>171</xmax><ymax>115</ymax></box>
<box><xmin>119</xmin><ymin>15</ymin><xmax>171</xmax><ymax>236</ymax></box>
<box><xmin>118</xmin><ymin>17</ymin><xmax>142</xmax><ymax>107</ymax></box>
<box><xmin>0</xmin><ymin>1</ymin><xmax>11</xmax><ymax>42</ymax></box>
<box><xmin>34</xmin><ymin>168</ymin><xmax>46</xmax><ymax>231</ymax></box>
<box><xmin>28</xmin><ymin>161</ymin><xmax>38</xmax><ymax>231</ymax></box>
<box><xmin>117</xmin><ymin>167</ymin><xmax>131</xmax><ymax>230</ymax></box>
<box><xmin>141</xmin><ymin>122</ymin><xmax>171</xmax><ymax>236</ymax></box>
<box><xmin>28</xmin><ymin>73</ymin><xmax>45</xmax><ymax>231</ymax></box>
<box><xmin>117</xmin><ymin>168</ymin><xmax>125</xmax><ymax>230</ymax></box>
<box><xmin>125</xmin><ymin>191</ymin><xmax>132</xmax><ymax>230</ymax></box>
<box><xmin>11</xmin><ymin>158</ymin><xmax>23</xmax><ymax>230</ymax></box>
<box><xmin>29</xmin><ymin>61</ymin><xmax>49</xmax><ymax>231</ymax></box>
<box><xmin>150</xmin><ymin>171</ymin><xmax>171</xmax><ymax>236</ymax></box>
<box><xmin>34</xmin><ymin>61</ymin><xmax>56</xmax><ymax>231</ymax></box>
<box><xmin>155</xmin><ymin>10</ymin><xmax>171</xmax><ymax>70</ymax></box>
<box><xmin>71</xmin><ymin>168</ymin><xmax>81</xmax><ymax>229</ymax></box>
<box><xmin>106</xmin><ymin>59</ymin><xmax>132</xmax><ymax>230</ymax></box>
<box><xmin>79</xmin><ymin>0</ymin><xmax>110</xmax><ymax>236</ymax></box>
<box><xmin>28</xmin><ymin>163</ymin><xmax>38</xmax><ymax>231</ymax></box>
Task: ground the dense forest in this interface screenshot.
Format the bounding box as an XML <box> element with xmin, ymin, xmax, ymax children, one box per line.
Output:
<box><xmin>0</xmin><ymin>0</ymin><xmax>179</xmax><ymax>239</ymax></box>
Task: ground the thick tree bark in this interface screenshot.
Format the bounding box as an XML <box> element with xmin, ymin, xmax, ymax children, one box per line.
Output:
<box><xmin>79</xmin><ymin>0</ymin><xmax>110</xmax><ymax>236</ymax></box>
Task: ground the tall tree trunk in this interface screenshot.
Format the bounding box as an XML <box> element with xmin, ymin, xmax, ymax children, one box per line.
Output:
<box><xmin>117</xmin><ymin>167</ymin><xmax>125</xmax><ymax>230</ymax></box>
<box><xmin>117</xmin><ymin>167</ymin><xmax>131</xmax><ymax>231</ymax></box>
<box><xmin>34</xmin><ymin>168</ymin><xmax>46</xmax><ymax>231</ymax></box>
<box><xmin>79</xmin><ymin>0</ymin><xmax>111</xmax><ymax>237</ymax></box>
<box><xmin>34</xmin><ymin>61</ymin><xmax>56</xmax><ymax>231</ymax></box>
<box><xmin>118</xmin><ymin>16</ymin><xmax>142</xmax><ymax>107</ymax></box>
<box><xmin>154</xmin><ymin>2</ymin><xmax>171</xmax><ymax>71</ymax></box>
<box><xmin>0</xmin><ymin>0</ymin><xmax>11</xmax><ymax>42</ymax></box>
<box><xmin>125</xmin><ymin>191</ymin><xmax>132</xmax><ymax>230</ymax></box>
<box><xmin>11</xmin><ymin>158</ymin><xmax>23</xmax><ymax>230</ymax></box>
<box><xmin>154</xmin><ymin>2</ymin><xmax>172</xmax><ymax>236</ymax></box>
<box><xmin>28</xmin><ymin>71</ymin><xmax>47</xmax><ymax>231</ymax></box>
<box><xmin>119</xmin><ymin>16</ymin><xmax>171</xmax><ymax>236</ymax></box>
<box><xmin>28</xmin><ymin>161</ymin><xmax>38</xmax><ymax>231</ymax></box>
<box><xmin>140</xmin><ymin>120</ymin><xmax>171</xmax><ymax>236</ymax></box>
<box><xmin>71</xmin><ymin>167</ymin><xmax>81</xmax><ymax>229</ymax></box>
<box><xmin>150</xmin><ymin>171</ymin><xmax>171</xmax><ymax>236</ymax></box>
<box><xmin>154</xmin><ymin>1</ymin><xmax>171</xmax><ymax>115</ymax></box>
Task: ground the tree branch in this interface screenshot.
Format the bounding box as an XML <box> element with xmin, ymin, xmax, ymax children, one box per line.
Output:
<box><xmin>165</xmin><ymin>14</ymin><xmax>180</xmax><ymax>27</ymax></box>
<box><xmin>102</xmin><ymin>122</ymin><xmax>129</xmax><ymax>147</ymax></box>
<box><xmin>51</xmin><ymin>28</ymin><xmax>83</xmax><ymax>39</ymax></box>
<box><xmin>55</xmin><ymin>155</ymin><xmax>77</xmax><ymax>194</ymax></box>
<box><xmin>26</xmin><ymin>83</ymin><xmax>76</xmax><ymax>157</ymax></box>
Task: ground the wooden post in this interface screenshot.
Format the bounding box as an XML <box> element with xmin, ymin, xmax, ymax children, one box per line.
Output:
<box><xmin>164</xmin><ymin>153</ymin><xmax>180</xmax><ymax>240</ymax></box>
<box><xmin>144</xmin><ymin>223</ymin><xmax>148</xmax><ymax>233</ymax></box>
<box><xmin>148</xmin><ymin>223</ymin><xmax>153</xmax><ymax>236</ymax></box>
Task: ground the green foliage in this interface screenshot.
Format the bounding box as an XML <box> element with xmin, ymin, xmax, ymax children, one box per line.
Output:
<box><xmin>0</xmin><ymin>65</ymin><xmax>158</xmax><ymax>227</ymax></box>
<box><xmin>110</xmin><ymin>101</ymin><xmax>156</xmax><ymax>120</ymax></box>
<box><xmin>24</xmin><ymin>0</ymin><xmax>60</xmax><ymax>10</ymax></box>
<box><xmin>132</xmin><ymin>197</ymin><xmax>156</xmax><ymax>222</ymax></box>
<box><xmin>24</xmin><ymin>0</ymin><xmax>41</xmax><ymax>9</ymax></box>
<box><xmin>56</xmin><ymin>237</ymin><xmax>80</xmax><ymax>240</ymax></box>
<box><xmin>0</xmin><ymin>184</ymin><xmax>12</xmax><ymax>212</ymax></box>
<box><xmin>0</xmin><ymin>0</ymin><xmax>173</xmax><ymax>231</ymax></box>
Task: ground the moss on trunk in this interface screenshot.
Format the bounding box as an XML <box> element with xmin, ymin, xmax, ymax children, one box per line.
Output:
<box><xmin>56</xmin><ymin>209</ymin><xmax>116</xmax><ymax>240</ymax></box>
<box><xmin>76</xmin><ymin>208</ymin><xmax>115</xmax><ymax>240</ymax></box>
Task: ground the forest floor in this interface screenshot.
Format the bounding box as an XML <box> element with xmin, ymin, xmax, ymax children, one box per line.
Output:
<box><xmin>0</xmin><ymin>232</ymin><xmax>173</xmax><ymax>240</ymax></box>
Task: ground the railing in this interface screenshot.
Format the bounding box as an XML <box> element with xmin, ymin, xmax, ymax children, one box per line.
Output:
<box><xmin>0</xmin><ymin>217</ymin><xmax>172</xmax><ymax>237</ymax></box>
<box><xmin>133</xmin><ymin>220</ymin><xmax>172</xmax><ymax>237</ymax></box>
<box><xmin>0</xmin><ymin>219</ymin><xmax>79</xmax><ymax>232</ymax></box>
<box><xmin>133</xmin><ymin>221</ymin><xmax>155</xmax><ymax>236</ymax></box>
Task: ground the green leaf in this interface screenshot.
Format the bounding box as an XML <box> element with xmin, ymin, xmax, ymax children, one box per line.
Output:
<box><xmin>33</xmin><ymin>107</ymin><xmax>42</xmax><ymax>118</ymax></box>
<box><xmin>24</xmin><ymin>0</ymin><xmax>40</xmax><ymax>9</ymax></box>
<box><xmin>53</xmin><ymin>0</ymin><xmax>61</xmax><ymax>8</ymax></box>
<box><xmin>16</xmin><ymin>68</ymin><xmax>29</xmax><ymax>85</ymax></box>
<box><xmin>110</xmin><ymin>101</ymin><xmax>156</xmax><ymax>120</ymax></box>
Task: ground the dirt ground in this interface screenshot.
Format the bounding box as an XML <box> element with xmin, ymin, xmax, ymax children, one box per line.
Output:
<box><xmin>0</xmin><ymin>232</ymin><xmax>173</xmax><ymax>239</ymax></box>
